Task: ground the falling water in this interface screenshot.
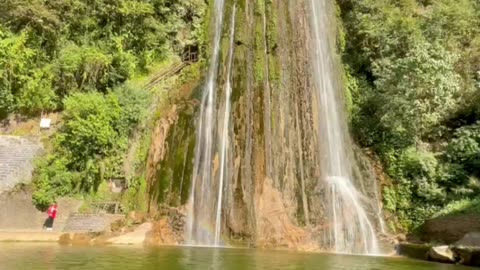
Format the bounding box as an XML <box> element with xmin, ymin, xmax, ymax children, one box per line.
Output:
<box><xmin>185</xmin><ymin>0</ymin><xmax>225</xmax><ymax>246</ymax></box>
<box><xmin>182</xmin><ymin>0</ymin><xmax>381</xmax><ymax>252</ymax></box>
<box><xmin>308</xmin><ymin>0</ymin><xmax>379</xmax><ymax>254</ymax></box>
<box><xmin>215</xmin><ymin>3</ymin><xmax>236</xmax><ymax>246</ymax></box>
<box><xmin>186</xmin><ymin>0</ymin><xmax>236</xmax><ymax>246</ymax></box>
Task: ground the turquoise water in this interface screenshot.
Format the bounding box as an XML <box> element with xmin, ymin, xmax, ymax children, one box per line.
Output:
<box><xmin>0</xmin><ymin>243</ymin><xmax>474</xmax><ymax>270</ymax></box>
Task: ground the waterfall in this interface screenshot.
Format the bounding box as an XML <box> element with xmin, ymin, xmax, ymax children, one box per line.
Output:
<box><xmin>308</xmin><ymin>0</ymin><xmax>379</xmax><ymax>254</ymax></box>
<box><xmin>180</xmin><ymin>0</ymin><xmax>382</xmax><ymax>253</ymax></box>
<box><xmin>215</xmin><ymin>3</ymin><xmax>236</xmax><ymax>246</ymax></box>
<box><xmin>186</xmin><ymin>0</ymin><xmax>236</xmax><ymax>246</ymax></box>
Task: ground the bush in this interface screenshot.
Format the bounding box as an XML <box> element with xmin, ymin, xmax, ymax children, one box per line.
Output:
<box><xmin>0</xmin><ymin>0</ymin><xmax>206</xmax><ymax>118</ymax></box>
<box><xmin>339</xmin><ymin>0</ymin><xmax>480</xmax><ymax>231</ymax></box>
<box><xmin>447</xmin><ymin>122</ymin><xmax>480</xmax><ymax>173</ymax></box>
<box><xmin>32</xmin><ymin>87</ymin><xmax>150</xmax><ymax>207</ymax></box>
<box><xmin>33</xmin><ymin>156</ymin><xmax>79</xmax><ymax>210</ymax></box>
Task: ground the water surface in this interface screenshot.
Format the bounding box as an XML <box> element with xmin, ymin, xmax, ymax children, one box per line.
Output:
<box><xmin>0</xmin><ymin>244</ymin><xmax>473</xmax><ymax>270</ymax></box>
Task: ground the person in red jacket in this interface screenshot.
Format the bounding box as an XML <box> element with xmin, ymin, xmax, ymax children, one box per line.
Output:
<box><xmin>43</xmin><ymin>202</ymin><xmax>58</xmax><ymax>231</ymax></box>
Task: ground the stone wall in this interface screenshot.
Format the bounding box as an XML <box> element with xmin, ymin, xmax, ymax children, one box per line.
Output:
<box><xmin>63</xmin><ymin>214</ymin><xmax>125</xmax><ymax>233</ymax></box>
<box><xmin>0</xmin><ymin>190</ymin><xmax>82</xmax><ymax>231</ymax></box>
<box><xmin>0</xmin><ymin>136</ymin><xmax>43</xmax><ymax>193</ymax></box>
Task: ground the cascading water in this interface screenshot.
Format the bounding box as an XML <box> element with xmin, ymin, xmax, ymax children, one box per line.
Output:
<box><xmin>185</xmin><ymin>0</ymin><xmax>236</xmax><ymax>246</ymax></box>
<box><xmin>215</xmin><ymin>3</ymin><xmax>236</xmax><ymax>245</ymax></box>
<box><xmin>172</xmin><ymin>0</ymin><xmax>383</xmax><ymax>253</ymax></box>
<box><xmin>308</xmin><ymin>0</ymin><xmax>379</xmax><ymax>254</ymax></box>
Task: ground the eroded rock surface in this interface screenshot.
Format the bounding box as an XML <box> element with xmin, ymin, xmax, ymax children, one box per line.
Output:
<box><xmin>145</xmin><ymin>219</ymin><xmax>180</xmax><ymax>246</ymax></box>
<box><xmin>255</xmin><ymin>178</ymin><xmax>317</xmax><ymax>251</ymax></box>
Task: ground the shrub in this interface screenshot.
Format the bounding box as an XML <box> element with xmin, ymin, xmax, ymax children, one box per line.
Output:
<box><xmin>32</xmin><ymin>87</ymin><xmax>150</xmax><ymax>207</ymax></box>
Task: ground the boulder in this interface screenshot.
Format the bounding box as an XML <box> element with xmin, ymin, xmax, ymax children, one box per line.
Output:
<box><xmin>456</xmin><ymin>232</ymin><xmax>480</xmax><ymax>247</ymax></box>
<box><xmin>397</xmin><ymin>243</ymin><xmax>431</xmax><ymax>260</ymax></box>
<box><xmin>411</xmin><ymin>214</ymin><xmax>480</xmax><ymax>244</ymax></box>
<box><xmin>451</xmin><ymin>246</ymin><xmax>480</xmax><ymax>266</ymax></box>
<box><xmin>427</xmin><ymin>246</ymin><xmax>455</xmax><ymax>263</ymax></box>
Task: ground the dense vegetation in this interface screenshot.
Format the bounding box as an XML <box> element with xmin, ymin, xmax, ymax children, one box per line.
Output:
<box><xmin>0</xmin><ymin>0</ymin><xmax>205</xmax><ymax>208</ymax></box>
<box><xmin>2</xmin><ymin>0</ymin><xmax>479</xmax><ymax>233</ymax></box>
<box><xmin>32</xmin><ymin>87</ymin><xmax>149</xmax><ymax>208</ymax></box>
<box><xmin>338</xmin><ymin>0</ymin><xmax>480</xmax><ymax>230</ymax></box>
<box><xmin>0</xmin><ymin>0</ymin><xmax>204</xmax><ymax>117</ymax></box>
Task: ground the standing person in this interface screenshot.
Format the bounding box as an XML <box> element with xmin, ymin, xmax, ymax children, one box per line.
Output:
<box><xmin>43</xmin><ymin>202</ymin><xmax>58</xmax><ymax>231</ymax></box>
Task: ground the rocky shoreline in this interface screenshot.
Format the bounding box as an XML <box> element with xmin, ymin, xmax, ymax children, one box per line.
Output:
<box><xmin>398</xmin><ymin>232</ymin><xmax>480</xmax><ymax>267</ymax></box>
<box><xmin>2</xmin><ymin>214</ymin><xmax>480</xmax><ymax>268</ymax></box>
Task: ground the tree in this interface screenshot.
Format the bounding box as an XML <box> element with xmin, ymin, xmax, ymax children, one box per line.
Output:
<box><xmin>373</xmin><ymin>42</ymin><xmax>461</xmax><ymax>147</ymax></box>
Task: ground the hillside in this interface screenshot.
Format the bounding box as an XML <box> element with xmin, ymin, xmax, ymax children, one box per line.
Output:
<box><xmin>338</xmin><ymin>0</ymin><xmax>480</xmax><ymax>231</ymax></box>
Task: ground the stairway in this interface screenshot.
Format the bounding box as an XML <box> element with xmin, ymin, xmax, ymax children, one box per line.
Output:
<box><xmin>143</xmin><ymin>52</ymin><xmax>198</xmax><ymax>91</ymax></box>
<box><xmin>143</xmin><ymin>62</ymin><xmax>188</xmax><ymax>91</ymax></box>
<box><xmin>0</xmin><ymin>136</ymin><xmax>43</xmax><ymax>193</ymax></box>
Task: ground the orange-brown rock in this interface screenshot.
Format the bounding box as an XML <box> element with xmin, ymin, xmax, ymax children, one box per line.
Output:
<box><xmin>145</xmin><ymin>218</ymin><xmax>179</xmax><ymax>246</ymax></box>
<box><xmin>255</xmin><ymin>178</ymin><xmax>318</xmax><ymax>251</ymax></box>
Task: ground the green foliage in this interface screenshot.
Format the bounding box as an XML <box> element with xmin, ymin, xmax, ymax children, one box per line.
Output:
<box><xmin>373</xmin><ymin>42</ymin><xmax>460</xmax><ymax>146</ymax></box>
<box><xmin>114</xmin><ymin>86</ymin><xmax>151</xmax><ymax>136</ymax></box>
<box><xmin>0</xmin><ymin>0</ymin><xmax>205</xmax><ymax>117</ymax></box>
<box><xmin>32</xmin><ymin>156</ymin><xmax>79</xmax><ymax>209</ymax></box>
<box><xmin>338</xmin><ymin>0</ymin><xmax>480</xmax><ymax>230</ymax></box>
<box><xmin>447</xmin><ymin>122</ymin><xmax>480</xmax><ymax>173</ymax></box>
<box><xmin>32</xmin><ymin>87</ymin><xmax>150</xmax><ymax>207</ymax></box>
<box><xmin>0</xmin><ymin>28</ymin><xmax>37</xmax><ymax>116</ymax></box>
<box><xmin>433</xmin><ymin>197</ymin><xmax>480</xmax><ymax>218</ymax></box>
<box><xmin>0</xmin><ymin>0</ymin><xmax>205</xmax><ymax>209</ymax></box>
<box><xmin>58</xmin><ymin>92</ymin><xmax>123</xmax><ymax>172</ymax></box>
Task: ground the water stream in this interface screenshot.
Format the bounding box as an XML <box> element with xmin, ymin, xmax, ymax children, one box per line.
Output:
<box><xmin>308</xmin><ymin>0</ymin><xmax>379</xmax><ymax>254</ymax></box>
<box><xmin>185</xmin><ymin>0</ymin><xmax>227</xmax><ymax>246</ymax></box>
<box><xmin>214</xmin><ymin>3</ymin><xmax>236</xmax><ymax>246</ymax></box>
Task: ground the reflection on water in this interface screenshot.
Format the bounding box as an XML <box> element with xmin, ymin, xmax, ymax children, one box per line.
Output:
<box><xmin>0</xmin><ymin>243</ymin><xmax>474</xmax><ymax>270</ymax></box>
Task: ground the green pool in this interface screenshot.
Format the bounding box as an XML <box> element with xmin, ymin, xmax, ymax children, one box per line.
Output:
<box><xmin>0</xmin><ymin>243</ymin><xmax>474</xmax><ymax>270</ymax></box>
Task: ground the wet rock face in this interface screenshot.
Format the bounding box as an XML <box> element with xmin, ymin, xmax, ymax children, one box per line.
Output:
<box><xmin>147</xmin><ymin>102</ymin><xmax>197</xmax><ymax>211</ymax></box>
<box><xmin>148</xmin><ymin>0</ymin><xmax>384</xmax><ymax>251</ymax></box>
<box><xmin>255</xmin><ymin>178</ymin><xmax>315</xmax><ymax>250</ymax></box>
<box><xmin>145</xmin><ymin>219</ymin><xmax>180</xmax><ymax>246</ymax></box>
